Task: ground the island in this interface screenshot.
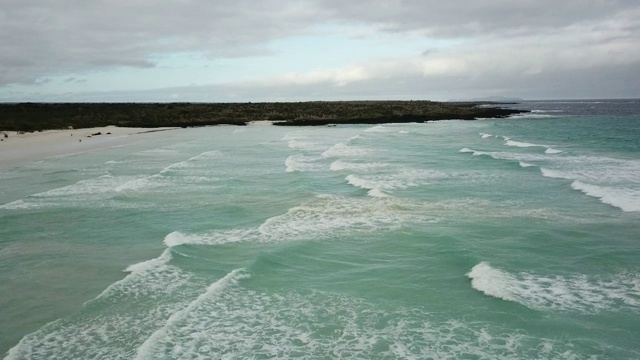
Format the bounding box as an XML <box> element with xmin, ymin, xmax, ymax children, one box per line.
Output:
<box><xmin>0</xmin><ymin>101</ymin><xmax>526</xmax><ymax>131</ymax></box>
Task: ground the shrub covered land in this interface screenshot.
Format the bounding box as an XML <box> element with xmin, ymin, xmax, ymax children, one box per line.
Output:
<box><xmin>0</xmin><ymin>101</ymin><xmax>525</xmax><ymax>131</ymax></box>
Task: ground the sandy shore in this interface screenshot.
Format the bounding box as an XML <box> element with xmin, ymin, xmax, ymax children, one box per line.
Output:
<box><xmin>0</xmin><ymin>126</ymin><xmax>179</xmax><ymax>168</ymax></box>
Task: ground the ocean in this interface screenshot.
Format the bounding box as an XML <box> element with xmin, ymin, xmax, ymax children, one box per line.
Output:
<box><xmin>1</xmin><ymin>99</ymin><xmax>639</xmax><ymax>359</ymax></box>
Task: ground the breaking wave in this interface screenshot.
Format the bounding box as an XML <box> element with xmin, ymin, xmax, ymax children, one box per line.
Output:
<box><xmin>468</xmin><ymin>262</ymin><xmax>640</xmax><ymax>313</ymax></box>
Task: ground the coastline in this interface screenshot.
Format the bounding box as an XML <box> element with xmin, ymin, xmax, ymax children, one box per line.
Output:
<box><xmin>0</xmin><ymin>101</ymin><xmax>526</xmax><ymax>168</ymax></box>
<box><xmin>0</xmin><ymin>101</ymin><xmax>527</xmax><ymax>131</ymax></box>
<box><xmin>0</xmin><ymin>126</ymin><xmax>179</xmax><ymax>168</ymax></box>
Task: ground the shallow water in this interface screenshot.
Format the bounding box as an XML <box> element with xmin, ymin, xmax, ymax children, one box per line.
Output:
<box><xmin>1</xmin><ymin>100</ymin><xmax>639</xmax><ymax>359</ymax></box>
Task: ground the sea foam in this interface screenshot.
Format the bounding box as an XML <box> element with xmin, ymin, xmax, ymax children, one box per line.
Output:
<box><xmin>0</xmin><ymin>174</ymin><xmax>147</xmax><ymax>209</ymax></box>
<box><xmin>134</xmin><ymin>268</ymin><xmax>249</xmax><ymax>359</ymax></box>
<box><xmin>282</xmin><ymin>131</ymin><xmax>328</xmax><ymax>151</ymax></box>
<box><xmin>285</xmin><ymin>154</ymin><xmax>322</xmax><ymax>173</ymax></box>
<box><xmin>571</xmin><ymin>181</ymin><xmax>640</xmax><ymax>212</ymax></box>
<box><xmin>163</xmin><ymin>229</ymin><xmax>253</xmax><ymax>247</ymax></box>
<box><xmin>346</xmin><ymin>174</ymin><xmax>390</xmax><ymax>198</ymax></box>
<box><xmin>123</xmin><ymin>286</ymin><xmax>595</xmax><ymax>359</ymax></box>
<box><xmin>165</xmin><ymin>194</ymin><xmax>423</xmax><ymax>248</ymax></box>
<box><xmin>321</xmin><ymin>143</ymin><xmax>371</xmax><ymax>158</ymax></box>
<box><xmin>330</xmin><ymin>160</ymin><xmax>389</xmax><ymax>172</ymax></box>
<box><xmin>468</xmin><ymin>262</ymin><xmax>640</xmax><ymax>313</ymax></box>
<box><xmin>364</xmin><ymin>125</ymin><xmax>391</xmax><ymax>133</ymax></box>
<box><xmin>538</xmin><ymin>155</ymin><xmax>640</xmax><ymax>212</ymax></box>
<box><xmin>505</xmin><ymin>140</ymin><xmax>541</xmax><ymax>148</ymax></box>
<box><xmin>505</xmin><ymin>139</ymin><xmax>562</xmax><ymax>154</ymax></box>
<box><xmin>519</xmin><ymin>161</ymin><xmax>536</xmax><ymax>168</ymax></box>
<box><xmin>287</xmin><ymin>139</ymin><xmax>325</xmax><ymax>151</ymax></box>
<box><xmin>6</xmin><ymin>249</ymin><xmax>201</xmax><ymax>360</ymax></box>
<box><xmin>345</xmin><ymin>168</ymin><xmax>444</xmax><ymax>197</ymax></box>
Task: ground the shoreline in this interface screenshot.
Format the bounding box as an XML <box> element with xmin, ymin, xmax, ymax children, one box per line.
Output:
<box><xmin>0</xmin><ymin>101</ymin><xmax>527</xmax><ymax>168</ymax></box>
<box><xmin>0</xmin><ymin>126</ymin><xmax>179</xmax><ymax>168</ymax></box>
<box><xmin>0</xmin><ymin>101</ymin><xmax>527</xmax><ymax>131</ymax></box>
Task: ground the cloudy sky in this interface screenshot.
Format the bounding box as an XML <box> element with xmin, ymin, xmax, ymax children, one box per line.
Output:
<box><xmin>1</xmin><ymin>1</ymin><xmax>639</xmax><ymax>102</ymax></box>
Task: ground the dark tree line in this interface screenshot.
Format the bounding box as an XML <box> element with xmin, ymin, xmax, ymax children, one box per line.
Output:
<box><xmin>0</xmin><ymin>101</ymin><xmax>525</xmax><ymax>131</ymax></box>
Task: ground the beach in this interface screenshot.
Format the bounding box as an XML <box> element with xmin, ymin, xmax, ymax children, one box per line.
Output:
<box><xmin>0</xmin><ymin>127</ymin><xmax>179</xmax><ymax>168</ymax></box>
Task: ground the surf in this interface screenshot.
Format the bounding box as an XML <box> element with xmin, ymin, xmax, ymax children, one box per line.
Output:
<box><xmin>468</xmin><ymin>262</ymin><xmax>640</xmax><ymax>313</ymax></box>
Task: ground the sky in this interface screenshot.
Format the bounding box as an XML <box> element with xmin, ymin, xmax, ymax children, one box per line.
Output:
<box><xmin>1</xmin><ymin>0</ymin><xmax>639</xmax><ymax>102</ymax></box>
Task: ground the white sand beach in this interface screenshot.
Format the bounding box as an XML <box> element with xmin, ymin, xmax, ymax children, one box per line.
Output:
<box><xmin>0</xmin><ymin>126</ymin><xmax>179</xmax><ymax>168</ymax></box>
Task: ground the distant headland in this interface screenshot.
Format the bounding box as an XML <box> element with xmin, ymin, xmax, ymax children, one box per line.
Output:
<box><xmin>447</xmin><ymin>96</ymin><xmax>525</xmax><ymax>103</ymax></box>
<box><xmin>0</xmin><ymin>101</ymin><xmax>527</xmax><ymax>131</ymax></box>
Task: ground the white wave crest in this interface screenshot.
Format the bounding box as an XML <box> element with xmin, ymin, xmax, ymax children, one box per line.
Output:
<box><xmin>116</xmin><ymin>150</ymin><xmax>224</xmax><ymax>191</ymax></box>
<box><xmin>0</xmin><ymin>174</ymin><xmax>149</xmax><ymax>209</ymax></box>
<box><xmin>459</xmin><ymin>148</ymin><xmax>488</xmax><ymax>156</ymax></box>
<box><xmin>115</xmin><ymin>176</ymin><xmax>160</xmax><ymax>192</ymax></box>
<box><xmin>157</xmin><ymin>150</ymin><xmax>223</xmax><ymax>176</ymax></box>
<box><xmin>539</xmin><ymin>167</ymin><xmax>572</xmax><ymax>179</ymax></box>
<box><xmin>346</xmin><ymin>174</ymin><xmax>379</xmax><ymax>190</ymax></box>
<box><xmin>0</xmin><ymin>199</ymin><xmax>31</xmax><ymax>210</ymax></box>
<box><xmin>519</xmin><ymin>162</ymin><xmax>536</xmax><ymax>168</ymax></box>
<box><xmin>86</xmin><ymin>248</ymin><xmax>185</xmax><ymax>305</ymax></box>
<box><xmin>169</xmin><ymin>196</ymin><xmax>570</xmax><ymax>251</ymax></box>
<box><xmin>121</xmin><ymin>286</ymin><xmax>598</xmax><ymax>359</ymax></box>
<box><xmin>321</xmin><ymin>143</ymin><xmax>371</xmax><ymax>158</ymax></box>
<box><xmin>364</xmin><ymin>125</ymin><xmax>390</xmax><ymax>133</ymax></box>
<box><xmin>330</xmin><ymin>160</ymin><xmax>388</xmax><ymax>172</ymax></box>
<box><xmin>571</xmin><ymin>181</ymin><xmax>640</xmax><ymax>212</ymax></box>
<box><xmin>285</xmin><ymin>154</ymin><xmax>322</xmax><ymax>173</ymax></box>
<box><xmin>467</xmin><ymin>262</ymin><xmax>517</xmax><ymax>302</ymax></box>
<box><xmin>257</xmin><ymin>195</ymin><xmax>409</xmax><ymax>239</ymax></box>
<box><xmin>165</xmin><ymin>194</ymin><xmax>422</xmax><ymax>247</ymax></box>
<box><xmin>367</xmin><ymin>188</ymin><xmax>391</xmax><ymax>198</ymax></box>
<box><xmin>346</xmin><ymin>174</ymin><xmax>390</xmax><ymax>198</ymax></box>
<box><xmin>125</xmin><ymin>248</ymin><xmax>173</xmax><ymax>273</ymax></box>
<box><xmin>345</xmin><ymin>169</ymin><xmax>442</xmax><ymax>197</ymax></box>
<box><xmin>510</xmin><ymin>113</ymin><xmax>554</xmax><ymax>119</ymax></box>
<box><xmin>503</xmin><ymin>138</ymin><xmax>562</xmax><ymax>154</ymax></box>
<box><xmin>6</xmin><ymin>249</ymin><xmax>200</xmax><ymax>360</ymax></box>
<box><xmin>164</xmin><ymin>229</ymin><xmax>253</xmax><ymax>247</ymax></box>
<box><xmin>468</xmin><ymin>262</ymin><xmax>640</xmax><ymax>313</ymax></box>
<box><xmin>538</xmin><ymin>155</ymin><xmax>640</xmax><ymax>212</ymax></box>
<box><xmin>504</xmin><ymin>140</ymin><xmax>542</xmax><ymax>148</ymax></box>
<box><xmin>134</xmin><ymin>268</ymin><xmax>249</xmax><ymax>359</ymax></box>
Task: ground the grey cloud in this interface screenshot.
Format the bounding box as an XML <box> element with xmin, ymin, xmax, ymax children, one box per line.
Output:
<box><xmin>1</xmin><ymin>0</ymin><xmax>639</xmax><ymax>99</ymax></box>
<box><xmin>10</xmin><ymin>60</ymin><xmax>639</xmax><ymax>103</ymax></box>
<box><xmin>421</xmin><ymin>49</ymin><xmax>438</xmax><ymax>57</ymax></box>
<box><xmin>226</xmin><ymin>62</ymin><xmax>640</xmax><ymax>101</ymax></box>
<box><xmin>0</xmin><ymin>0</ymin><xmax>322</xmax><ymax>85</ymax></box>
<box><xmin>316</xmin><ymin>0</ymin><xmax>640</xmax><ymax>38</ymax></box>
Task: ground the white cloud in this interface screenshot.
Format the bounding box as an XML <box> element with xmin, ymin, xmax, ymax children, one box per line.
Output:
<box><xmin>1</xmin><ymin>0</ymin><xmax>639</xmax><ymax>100</ymax></box>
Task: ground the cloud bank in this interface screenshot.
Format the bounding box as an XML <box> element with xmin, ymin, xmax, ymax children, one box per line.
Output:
<box><xmin>1</xmin><ymin>1</ymin><xmax>639</xmax><ymax>101</ymax></box>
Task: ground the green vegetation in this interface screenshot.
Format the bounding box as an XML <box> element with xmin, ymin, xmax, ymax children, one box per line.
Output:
<box><xmin>0</xmin><ymin>101</ymin><xmax>525</xmax><ymax>131</ymax></box>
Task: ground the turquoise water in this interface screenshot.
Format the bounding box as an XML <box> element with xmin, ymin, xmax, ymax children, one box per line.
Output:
<box><xmin>1</xmin><ymin>100</ymin><xmax>639</xmax><ymax>359</ymax></box>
